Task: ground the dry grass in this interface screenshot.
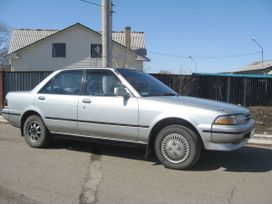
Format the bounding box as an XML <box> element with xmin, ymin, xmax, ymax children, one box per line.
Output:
<box><xmin>249</xmin><ymin>106</ymin><xmax>272</xmax><ymax>134</ymax></box>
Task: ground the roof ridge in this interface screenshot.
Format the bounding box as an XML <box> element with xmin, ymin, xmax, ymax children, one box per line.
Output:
<box><xmin>13</xmin><ymin>28</ymin><xmax>59</xmax><ymax>31</ymax></box>
<box><xmin>112</xmin><ymin>31</ymin><xmax>144</xmax><ymax>33</ymax></box>
<box><xmin>13</xmin><ymin>29</ymin><xmax>144</xmax><ymax>33</ymax></box>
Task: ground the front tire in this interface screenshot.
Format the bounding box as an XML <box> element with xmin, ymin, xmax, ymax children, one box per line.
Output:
<box><xmin>23</xmin><ymin>115</ymin><xmax>51</xmax><ymax>148</ymax></box>
<box><xmin>154</xmin><ymin>125</ymin><xmax>201</xmax><ymax>170</ymax></box>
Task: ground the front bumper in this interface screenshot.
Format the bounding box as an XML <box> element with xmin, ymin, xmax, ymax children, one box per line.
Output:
<box><xmin>211</xmin><ymin>119</ymin><xmax>255</xmax><ymax>143</ymax></box>
<box><xmin>202</xmin><ymin>119</ymin><xmax>256</xmax><ymax>151</ymax></box>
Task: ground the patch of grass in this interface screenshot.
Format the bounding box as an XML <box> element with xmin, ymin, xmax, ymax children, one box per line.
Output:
<box><xmin>249</xmin><ymin>106</ymin><xmax>272</xmax><ymax>134</ymax></box>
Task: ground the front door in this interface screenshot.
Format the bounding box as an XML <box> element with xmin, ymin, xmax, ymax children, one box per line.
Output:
<box><xmin>77</xmin><ymin>69</ymin><xmax>139</xmax><ymax>141</ymax></box>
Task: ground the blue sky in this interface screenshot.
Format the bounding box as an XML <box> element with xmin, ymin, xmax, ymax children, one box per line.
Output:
<box><xmin>1</xmin><ymin>0</ymin><xmax>272</xmax><ymax>73</ymax></box>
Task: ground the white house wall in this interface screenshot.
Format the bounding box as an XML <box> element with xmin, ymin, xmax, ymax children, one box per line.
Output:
<box><xmin>11</xmin><ymin>25</ymin><xmax>143</xmax><ymax>71</ymax></box>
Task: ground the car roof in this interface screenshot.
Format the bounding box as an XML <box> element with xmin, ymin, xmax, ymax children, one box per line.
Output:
<box><xmin>58</xmin><ymin>67</ymin><xmax>141</xmax><ymax>73</ymax></box>
<box><xmin>59</xmin><ymin>67</ymin><xmax>115</xmax><ymax>72</ymax></box>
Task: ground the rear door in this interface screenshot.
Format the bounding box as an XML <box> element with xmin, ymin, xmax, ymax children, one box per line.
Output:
<box><xmin>35</xmin><ymin>70</ymin><xmax>83</xmax><ymax>134</ymax></box>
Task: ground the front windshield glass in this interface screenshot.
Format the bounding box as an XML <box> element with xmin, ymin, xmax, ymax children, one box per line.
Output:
<box><xmin>117</xmin><ymin>69</ymin><xmax>177</xmax><ymax>97</ymax></box>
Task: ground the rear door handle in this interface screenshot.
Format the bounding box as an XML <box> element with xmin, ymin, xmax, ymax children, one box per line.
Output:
<box><xmin>38</xmin><ymin>96</ymin><xmax>46</xmax><ymax>100</ymax></box>
<box><xmin>82</xmin><ymin>99</ymin><xmax>91</xmax><ymax>104</ymax></box>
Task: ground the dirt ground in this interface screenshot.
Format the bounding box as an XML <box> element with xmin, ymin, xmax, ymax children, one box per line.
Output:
<box><xmin>249</xmin><ymin>106</ymin><xmax>272</xmax><ymax>134</ymax></box>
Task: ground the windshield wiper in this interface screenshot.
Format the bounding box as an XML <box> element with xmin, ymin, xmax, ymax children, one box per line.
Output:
<box><xmin>141</xmin><ymin>93</ymin><xmax>178</xmax><ymax>97</ymax></box>
<box><xmin>159</xmin><ymin>93</ymin><xmax>178</xmax><ymax>96</ymax></box>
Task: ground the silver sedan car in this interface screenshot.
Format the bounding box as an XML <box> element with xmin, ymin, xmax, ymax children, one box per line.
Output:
<box><xmin>2</xmin><ymin>68</ymin><xmax>256</xmax><ymax>169</ymax></box>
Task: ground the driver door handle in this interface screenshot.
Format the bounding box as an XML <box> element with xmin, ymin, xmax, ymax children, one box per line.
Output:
<box><xmin>38</xmin><ymin>96</ymin><xmax>46</xmax><ymax>100</ymax></box>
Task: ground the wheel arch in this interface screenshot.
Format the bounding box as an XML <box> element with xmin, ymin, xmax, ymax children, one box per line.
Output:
<box><xmin>145</xmin><ymin>117</ymin><xmax>204</xmax><ymax>158</ymax></box>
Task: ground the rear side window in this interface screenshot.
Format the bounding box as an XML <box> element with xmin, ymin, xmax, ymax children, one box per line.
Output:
<box><xmin>39</xmin><ymin>70</ymin><xmax>83</xmax><ymax>95</ymax></box>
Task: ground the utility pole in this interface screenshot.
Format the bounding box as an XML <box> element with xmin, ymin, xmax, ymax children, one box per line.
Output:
<box><xmin>109</xmin><ymin>1</ymin><xmax>112</xmax><ymax>66</ymax></box>
<box><xmin>102</xmin><ymin>0</ymin><xmax>112</xmax><ymax>67</ymax></box>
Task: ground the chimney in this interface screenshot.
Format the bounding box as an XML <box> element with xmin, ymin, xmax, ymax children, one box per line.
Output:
<box><xmin>125</xmin><ymin>26</ymin><xmax>131</xmax><ymax>49</ymax></box>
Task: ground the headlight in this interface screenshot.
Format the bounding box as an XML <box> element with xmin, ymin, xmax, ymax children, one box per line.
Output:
<box><xmin>214</xmin><ymin>114</ymin><xmax>246</xmax><ymax>125</ymax></box>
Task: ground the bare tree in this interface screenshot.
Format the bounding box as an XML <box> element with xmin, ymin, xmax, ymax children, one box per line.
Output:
<box><xmin>0</xmin><ymin>22</ymin><xmax>11</xmax><ymax>70</ymax></box>
<box><xmin>158</xmin><ymin>69</ymin><xmax>172</xmax><ymax>74</ymax></box>
<box><xmin>143</xmin><ymin>66</ymin><xmax>152</xmax><ymax>72</ymax></box>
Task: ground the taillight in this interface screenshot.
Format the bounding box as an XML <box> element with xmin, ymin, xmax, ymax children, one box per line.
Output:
<box><xmin>4</xmin><ymin>98</ymin><xmax>8</xmax><ymax>106</ymax></box>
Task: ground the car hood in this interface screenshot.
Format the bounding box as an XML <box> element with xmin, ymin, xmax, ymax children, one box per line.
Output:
<box><xmin>147</xmin><ymin>96</ymin><xmax>249</xmax><ymax>115</ymax></box>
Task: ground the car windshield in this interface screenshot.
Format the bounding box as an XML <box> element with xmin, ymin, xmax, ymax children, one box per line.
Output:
<box><xmin>117</xmin><ymin>68</ymin><xmax>178</xmax><ymax>97</ymax></box>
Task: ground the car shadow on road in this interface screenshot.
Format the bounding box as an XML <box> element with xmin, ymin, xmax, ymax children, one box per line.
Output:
<box><xmin>193</xmin><ymin>145</ymin><xmax>272</xmax><ymax>172</ymax></box>
<box><xmin>48</xmin><ymin>139</ymin><xmax>272</xmax><ymax>172</ymax></box>
<box><xmin>49</xmin><ymin>138</ymin><xmax>154</xmax><ymax>161</ymax></box>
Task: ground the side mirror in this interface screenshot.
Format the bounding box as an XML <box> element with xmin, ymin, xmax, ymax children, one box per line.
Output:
<box><xmin>114</xmin><ymin>87</ymin><xmax>130</xmax><ymax>98</ymax></box>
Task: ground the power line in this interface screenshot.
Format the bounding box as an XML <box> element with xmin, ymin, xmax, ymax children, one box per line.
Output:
<box><xmin>81</xmin><ymin>0</ymin><xmax>116</xmax><ymax>13</ymax></box>
<box><xmin>149</xmin><ymin>51</ymin><xmax>188</xmax><ymax>58</ymax></box>
<box><xmin>81</xmin><ymin>0</ymin><xmax>101</xmax><ymax>7</ymax></box>
<box><xmin>195</xmin><ymin>52</ymin><xmax>262</xmax><ymax>59</ymax></box>
<box><xmin>149</xmin><ymin>51</ymin><xmax>264</xmax><ymax>59</ymax></box>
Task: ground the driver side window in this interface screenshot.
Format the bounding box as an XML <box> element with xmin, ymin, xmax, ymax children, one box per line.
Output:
<box><xmin>83</xmin><ymin>70</ymin><xmax>122</xmax><ymax>96</ymax></box>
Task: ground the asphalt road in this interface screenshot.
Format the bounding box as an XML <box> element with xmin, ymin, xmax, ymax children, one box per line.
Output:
<box><xmin>0</xmin><ymin>123</ymin><xmax>272</xmax><ymax>204</ymax></box>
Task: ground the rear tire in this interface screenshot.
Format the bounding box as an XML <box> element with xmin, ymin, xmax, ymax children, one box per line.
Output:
<box><xmin>23</xmin><ymin>115</ymin><xmax>51</xmax><ymax>148</ymax></box>
<box><xmin>154</xmin><ymin>125</ymin><xmax>201</xmax><ymax>170</ymax></box>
